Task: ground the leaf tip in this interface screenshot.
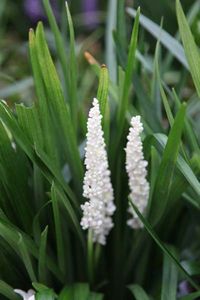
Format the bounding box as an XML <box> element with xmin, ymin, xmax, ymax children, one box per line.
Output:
<box><xmin>29</xmin><ymin>28</ymin><xmax>35</xmax><ymax>43</ymax></box>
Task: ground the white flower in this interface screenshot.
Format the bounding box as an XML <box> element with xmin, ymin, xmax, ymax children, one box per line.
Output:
<box><xmin>80</xmin><ymin>98</ymin><xmax>116</xmax><ymax>245</ymax></box>
<box><xmin>125</xmin><ymin>116</ymin><xmax>149</xmax><ymax>229</ymax></box>
<box><xmin>14</xmin><ymin>289</ymin><xmax>35</xmax><ymax>300</ymax></box>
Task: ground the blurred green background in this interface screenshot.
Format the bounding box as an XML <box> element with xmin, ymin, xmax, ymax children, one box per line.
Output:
<box><xmin>0</xmin><ymin>0</ymin><xmax>199</xmax><ymax>104</ymax></box>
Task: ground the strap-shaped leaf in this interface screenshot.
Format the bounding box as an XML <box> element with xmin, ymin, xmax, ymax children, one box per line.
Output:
<box><xmin>129</xmin><ymin>201</ymin><xmax>199</xmax><ymax>291</ymax></box>
<box><xmin>149</xmin><ymin>104</ymin><xmax>186</xmax><ymax>224</ymax></box>
<box><xmin>176</xmin><ymin>0</ymin><xmax>200</xmax><ymax>98</ymax></box>
<box><xmin>35</xmin><ymin>22</ymin><xmax>83</xmax><ymax>193</ymax></box>
<box><xmin>161</xmin><ymin>246</ymin><xmax>178</xmax><ymax>300</ymax></box>
<box><xmin>128</xmin><ymin>284</ymin><xmax>150</xmax><ymax>300</ymax></box>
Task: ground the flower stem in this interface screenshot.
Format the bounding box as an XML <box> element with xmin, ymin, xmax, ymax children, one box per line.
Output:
<box><xmin>87</xmin><ymin>229</ymin><xmax>94</xmax><ymax>285</ymax></box>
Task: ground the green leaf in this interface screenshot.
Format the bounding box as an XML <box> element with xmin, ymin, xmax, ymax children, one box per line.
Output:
<box><xmin>33</xmin><ymin>283</ymin><xmax>56</xmax><ymax>300</ymax></box>
<box><xmin>29</xmin><ymin>29</ymin><xmax>59</xmax><ymax>166</ymax></box>
<box><xmin>172</xmin><ymin>88</ymin><xmax>200</xmax><ymax>154</ymax></box>
<box><xmin>105</xmin><ymin>0</ymin><xmax>117</xmax><ymax>82</ymax></box>
<box><xmin>0</xmin><ymin>217</ymin><xmax>63</xmax><ymax>283</ymax></box>
<box><xmin>149</xmin><ymin>103</ymin><xmax>186</xmax><ymax>224</ymax></box>
<box><xmin>42</xmin><ymin>0</ymin><xmax>69</xmax><ymax>96</ymax></box>
<box><xmin>127</xmin><ymin>7</ymin><xmax>188</xmax><ymax>68</ymax></box>
<box><xmin>51</xmin><ymin>183</ymin><xmax>66</xmax><ymax>276</ymax></box>
<box><xmin>181</xmin><ymin>260</ymin><xmax>200</xmax><ymax>276</ymax></box>
<box><xmin>58</xmin><ymin>284</ymin><xmax>102</xmax><ymax>300</ymax></box>
<box><xmin>16</xmin><ymin>104</ymin><xmax>43</xmax><ymax>148</ymax></box>
<box><xmin>157</xmin><ymin>76</ymin><xmax>174</xmax><ymax>128</ymax></box>
<box><xmin>36</xmin><ymin>291</ymin><xmax>56</xmax><ymax>300</ymax></box>
<box><xmin>179</xmin><ymin>291</ymin><xmax>200</xmax><ymax>300</ymax></box>
<box><xmin>161</xmin><ymin>246</ymin><xmax>178</xmax><ymax>300</ymax></box>
<box><xmin>89</xmin><ymin>292</ymin><xmax>104</xmax><ymax>300</ymax></box>
<box><xmin>17</xmin><ymin>233</ymin><xmax>37</xmax><ymax>282</ymax></box>
<box><xmin>116</xmin><ymin>0</ymin><xmax>127</xmax><ymax>52</ymax></box>
<box><xmin>35</xmin><ymin>22</ymin><xmax>83</xmax><ymax>194</ymax></box>
<box><xmin>145</xmin><ymin>133</ymin><xmax>200</xmax><ymax>208</ymax></box>
<box><xmin>151</xmin><ymin>42</ymin><xmax>162</xmax><ymax>122</ymax></box>
<box><xmin>0</xmin><ymin>281</ymin><xmax>20</xmax><ymax>300</ymax></box>
<box><xmin>34</xmin><ymin>145</ymin><xmax>78</xmax><ymax>210</ymax></box>
<box><xmin>147</xmin><ymin>146</ymin><xmax>160</xmax><ymax>213</ymax></box>
<box><xmin>129</xmin><ymin>201</ymin><xmax>200</xmax><ymax>291</ymax></box>
<box><xmin>128</xmin><ymin>284</ymin><xmax>150</xmax><ymax>300</ymax></box>
<box><xmin>0</xmin><ymin>102</ymin><xmax>83</xmax><ymax>244</ymax></box>
<box><xmin>0</xmin><ymin>121</ymin><xmax>32</xmax><ymax>230</ymax></box>
<box><xmin>97</xmin><ymin>65</ymin><xmax>109</xmax><ymax>119</ymax></box>
<box><xmin>58</xmin><ymin>284</ymin><xmax>90</xmax><ymax>300</ymax></box>
<box><xmin>176</xmin><ymin>0</ymin><xmax>200</xmax><ymax>97</ymax></box>
<box><xmin>0</xmin><ymin>100</ymin><xmax>77</xmax><ymax>208</ymax></box>
<box><xmin>52</xmin><ymin>183</ymin><xmax>84</xmax><ymax>248</ymax></box>
<box><xmin>38</xmin><ymin>226</ymin><xmax>48</xmax><ymax>283</ymax></box>
<box><xmin>97</xmin><ymin>64</ymin><xmax>110</xmax><ymax>145</ymax></box>
<box><xmin>133</xmin><ymin>74</ymin><xmax>162</xmax><ymax>132</ymax></box>
<box><xmin>65</xmin><ymin>1</ymin><xmax>78</xmax><ymax>131</ymax></box>
<box><xmin>117</xmin><ymin>7</ymin><xmax>140</xmax><ymax>141</ymax></box>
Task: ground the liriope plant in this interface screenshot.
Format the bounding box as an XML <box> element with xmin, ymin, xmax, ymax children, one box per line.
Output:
<box><xmin>0</xmin><ymin>0</ymin><xmax>200</xmax><ymax>299</ymax></box>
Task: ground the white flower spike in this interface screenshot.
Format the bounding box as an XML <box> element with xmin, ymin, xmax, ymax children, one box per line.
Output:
<box><xmin>125</xmin><ymin>116</ymin><xmax>149</xmax><ymax>229</ymax></box>
<box><xmin>14</xmin><ymin>289</ymin><xmax>35</xmax><ymax>300</ymax></box>
<box><xmin>81</xmin><ymin>98</ymin><xmax>116</xmax><ymax>245</ymax></box>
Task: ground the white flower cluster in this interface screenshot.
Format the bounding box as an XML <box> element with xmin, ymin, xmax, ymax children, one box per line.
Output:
<box><xmin>14</xmin><ymin>289</ymin><xmax>35</xmax><ymax>300</ymax></box>
<box><xmin>125</xmin><ymin>116</ymin><xmax>149</xmax><ymax>229</ymax></box>
<box><xmin>80</xmin><ymin>98</ymin><xmax>116</xmax><ymax>245</ymax></box>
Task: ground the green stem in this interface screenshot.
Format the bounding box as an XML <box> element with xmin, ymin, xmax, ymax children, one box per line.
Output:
<box><xmin>94</xmin><ymin>243</ymin><xmax>101</xmax><ymax>272</ymax></box>
<box><xmin>87</xmin><ymin>229</ymin><xmax>94</xmax><ymax>286</ymax></box>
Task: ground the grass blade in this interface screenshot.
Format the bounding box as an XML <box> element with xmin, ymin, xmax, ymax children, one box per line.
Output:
<box><xmin>130</xmin><ymin>201</ymin><xmax>199</xmax><ymax>291</ymax></box>
<box><xmin>145</xmin><ymin>133</ymin><xmax>200</xmax><ymax>206</ymax></box>
<box><xmin>117</xmin><ymin>7</ymin><xmax>140</xmax><ymax>141</ymax></box>
<box><xmin>0</xmin><ymin>281</ymin><xmax>20</xmax><ymax>300</ymax></box>
<box><xmin>58</xmin><ymin>284</ymin><xmax>91</xmax><ymax>300</ymax></box>
<box><xmin>33</xmin><ymin>283</ymin><xmax>57</xmax><ymax>300</ymax></box>
<box><xmin>65</xmin><ymin>1</ymin><xmax>78</xmax><ymax>131</ymax></box>
<box><xmin>38</xmin><ymin>226</ymin><xmax>48</xmax><ymax>284</ymax></box>
<box><xmin>97</xmin><ymin>64</ymin><xmax>110</xmax><ymax>144</ymax></box>
<box><xmin>106</xmin><ymin>0</ymin><xmax>117</xmax><ymax>82</ymax></box>
<box><xmin>128</xmin><ymin>284</ymin><xmax>150</xmax><ymax>300</ymax></box>
<box><xmin>176</xmin><ymin>0</ymin><xmax>200</xmax><ymax>97</ymax></box>
<box><xmin>29</xmin><ymin>29</ymin><xmax>59</xmax><ymax>166</ymax></box>
<box><xmin>35</xmin><ymin>22</ymin><xmax>83</xmax><ymax>193</ymax></box>
<box><xmin>17</xmin><ymin>233</ymin><xmax>37</xmax><ymax>282</ymax></box>
<box><xmin>161</xmin><ymin>246</ymin><xmax>178</xmax><ymax>300</ymax></box>
<box><xmin>127</xmin><ymin>7</ymin><xmax>188</xmax><ymax>69</ymax></box>
<box><xmin>97</xmin><ymin>65</ymin><xmax>109</xmax><ymax>119</ymax></box>
<box><xmin>179</xmin><ymin>291</ymin><xmax>200</xmax><ymax>300</ymax></box>
<box><xmin>42</xmin><ymin>0</ymin><xmax>69</xmax><ymax>95</ymax></box>
<box><xmin>149</xmin><ymin>103</ymin><xmax>186</xmax><ymax>224</ymax></box>
<box><xmin>51</xmin><ymin>183</ymin><xmax>66</xmax><ymax>276</ymax></box>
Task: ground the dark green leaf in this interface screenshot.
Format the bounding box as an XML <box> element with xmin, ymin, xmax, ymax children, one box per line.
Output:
<box><xmin>129</xmin><ymin>201</ymin><xmax>199</xmax><ymax>291</ymax></box>
<box><xmin>128</xmin><ymin>284</ymin><xmax>150</xmax><ymax>300</ymax></box>
<box><xmin>161</xmin><ymin>246</ymin><xmax>178</xmax><ymax>300</ymax></box>
<box><xmin>149</xmin><ymin>104</ymin><xmax>186</xmax><ymax>224</ymax></box>
<box><xmin>0</xmin><ymin>281</ymin><xmax>20</xmax><ymax>300</ymax></box>
<box><xmin>176</xmin><ymin>0</ymin><xmax>200</xmax><ymax>97</ymax></box>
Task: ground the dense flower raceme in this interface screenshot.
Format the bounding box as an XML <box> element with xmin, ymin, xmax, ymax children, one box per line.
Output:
<box><xmin>80</xmin><ymin>98</ymin><xmax>116</xmax><ymax>245</ymax></box>
<box><xmin>14</xmin><ymin>289</ymin><xmax>35</xmax><ymax>300</ymax></box>
<box><xmin>125</xmin><ymin>116</ymin><xmax>149</xmax><ymax>229</ymax></box>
